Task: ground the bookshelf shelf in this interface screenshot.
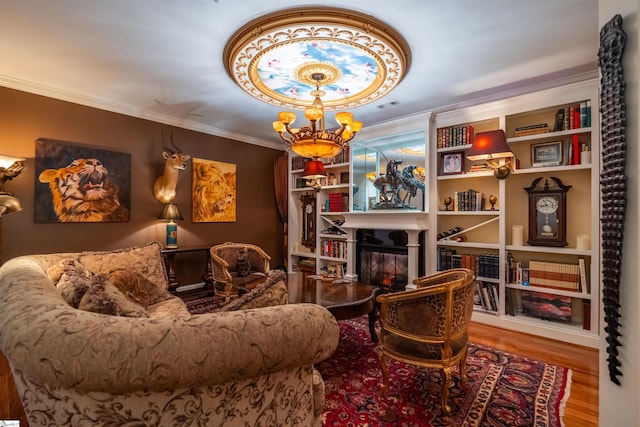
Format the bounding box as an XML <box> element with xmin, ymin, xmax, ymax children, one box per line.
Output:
<box><xmin>505</xmin><ymin>283</ymin><xmax>591</xmax><ymax>299</ymax></box>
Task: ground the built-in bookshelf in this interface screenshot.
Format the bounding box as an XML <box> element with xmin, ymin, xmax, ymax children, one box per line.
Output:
<box><xmin>286</xmin><ymin>79</ymin><xmax>600</xmax><ymax>348</ymax></box>
<box><xmin>431</xmin><ymin>79</ymin><xmax>600</xmax><ymax>348</ymax></box>
<box><xmin>288</xmin><ymin>147</ymin><xmax>351</xmax><ymax>276</ymax></box>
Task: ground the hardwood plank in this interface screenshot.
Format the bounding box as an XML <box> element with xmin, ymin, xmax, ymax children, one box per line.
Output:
<box><xmin>469</xmin><ymin>321</ymin><xmax>599</xmax><ymax>427</ymax></box>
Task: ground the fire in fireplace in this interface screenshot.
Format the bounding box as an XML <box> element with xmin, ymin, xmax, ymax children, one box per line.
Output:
<box><xmin>356</xmin><ymin>229</ymin><xmax>424</xmax><ymax>291</ymax></box>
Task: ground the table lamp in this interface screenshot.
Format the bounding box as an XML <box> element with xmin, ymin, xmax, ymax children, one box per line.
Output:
<box><xmin>466</xmin><ymin>130</ymin><xmax>514</xmax><ymax>179</ymax></box>
<box><xmin>302</xmin><ymin>159</ymin><xmax>327</xmax><ymax>192</ymax></box>
<box><xmin>158</xmin><ymin>202</ymin><xmax>183</xmax><ymax>248</ymax></box>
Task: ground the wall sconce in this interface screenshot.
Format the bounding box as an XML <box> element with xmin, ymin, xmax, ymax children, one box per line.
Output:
<box><xmin>158</xmin><ymin>202</ymin><xmax>184</xmax><ymax>248</ymax></box>
<box><xmin>466</xmin><ymin>130</ymin><xmax>514</xmax><ymax>179</ymax></box>
<box><xmin>0</xmin><ymin>154</ymin><xmax>26</xmax><ymax>217</ymax></box>
<box><xmin>302</xmin><ymin>159</ymin><xmax>327</xmax><ymax>192</ymax></box>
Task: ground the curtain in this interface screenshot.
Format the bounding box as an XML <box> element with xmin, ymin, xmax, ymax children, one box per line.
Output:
<box><xmin>273</xmin><ymin>155</ymin><xmax>289</xmax><ymax>265</ymax></box>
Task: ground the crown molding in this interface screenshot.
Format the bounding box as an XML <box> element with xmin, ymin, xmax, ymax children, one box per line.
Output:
<box><xmin>0</xmin><ymin>76</ymin><xmax>284</xmax><ymax>151</ymax></box>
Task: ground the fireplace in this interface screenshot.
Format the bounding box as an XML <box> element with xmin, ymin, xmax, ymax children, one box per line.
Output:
<box><xmin>356</xmin><ymin>229</ymin><xmax>425</xmax><ymax>291</ymax></box>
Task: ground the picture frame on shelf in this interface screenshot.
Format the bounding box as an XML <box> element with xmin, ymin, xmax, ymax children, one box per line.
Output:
<box><xmin>440</xmin><ymin>151</ymin><xmax>465</xmax><ymax>175</ymax></box>
<box><xmin>531</xmin><ymin>141</ymin><xmax>563</xmax><ymax>167</ymax></box>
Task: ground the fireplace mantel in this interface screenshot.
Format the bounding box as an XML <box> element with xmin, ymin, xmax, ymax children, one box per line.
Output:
<box><xmin>341</xmin><ymin>211</ymin><xmax>429</xmax><ymax>231</ymax></box>
<box><xmin>340</xmin><ymin>212</ymin><xmax>428</xmax><ymax>284</ymax></box>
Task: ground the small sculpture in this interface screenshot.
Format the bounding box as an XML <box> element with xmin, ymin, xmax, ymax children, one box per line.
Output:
<box><xmin>444</xmin><ymin>197</ymin><xmax>452</xmax><ymax>211</ymax></box>
<box><xmin>489</xmin><ymin>194</ymin><xmax>498</xmax><ymax>210</ymax></box>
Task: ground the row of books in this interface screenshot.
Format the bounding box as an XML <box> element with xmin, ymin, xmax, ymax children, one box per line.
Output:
<box><xmin>450</xmin><ymin>189</ymin><xmax>486</xmax><ymax>211</ymax></box>
<box><xmin>474</xmin><ymin>281</ymin><xmax>499</xmax><ymax>312</ymax></box>
<box><xmin>326</xmin><ymin>192</ymin><xmax>349</xmax><ymax>212</ymax></box>
<box><xmin>513</xmin><ymin>101</ymin><xmax>591</xmax><ymax>138</ymax></box>
<box><xmin>436</xmin><ymin>125</ymin><xmax>474</xmax><ymax>148</ymax></box>
<box><xmin>321</xmin><ymin>239</ymin><xmax>347</xmax><ymax>259</ymax></box>
<box><xmin>437</xmin><ymin>248</ymin><xmax>500</xmax><ymax>279</ymax></box>
<box><xmin>555</xmin><ymin>101</ymin><xmax>591</xmax><ymax>131</ymax></box>
<box><xmin>506</xmin><ymin>256</ymin><xmax>589</xmax><ymax>293</ymax></box>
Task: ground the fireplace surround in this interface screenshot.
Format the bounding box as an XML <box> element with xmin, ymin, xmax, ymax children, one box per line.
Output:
<box><xmin>341</xmin><ymin>212</ymin><xmax>429</xmax><ymax>286</ymax></box>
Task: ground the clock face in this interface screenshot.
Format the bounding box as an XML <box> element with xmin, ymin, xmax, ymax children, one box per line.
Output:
<box><xmin>305</xmin><ymin>204</ymin><xmax>313</xmax><ymax>214</ymax></box>
<box><xmin>536</xmin><ymin>196</ymin><xmax>559</xmax><ymax>214</ymax></box>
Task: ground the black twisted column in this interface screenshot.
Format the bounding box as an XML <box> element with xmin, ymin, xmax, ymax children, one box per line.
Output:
<box><xmin>598</xmin><ymin>14</ymin><xmax>627</xmax><ymax>386</ymax></box>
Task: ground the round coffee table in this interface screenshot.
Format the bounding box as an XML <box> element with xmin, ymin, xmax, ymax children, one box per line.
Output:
<box><xmin>287</xmin><ymin>272</ymin><xmax>380</xmax><ymax>341</ymax></box>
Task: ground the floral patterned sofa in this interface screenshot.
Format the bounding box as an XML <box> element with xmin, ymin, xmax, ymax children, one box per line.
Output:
<box><xmin>0</xmin><ymin>242</ymin><xmax>340</xmax><ymax>427</ymax></box>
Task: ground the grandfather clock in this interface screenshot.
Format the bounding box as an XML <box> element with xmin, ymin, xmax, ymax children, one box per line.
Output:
<box><xmin>300</xmin><ymin>193</ymin><xmax>316</xmax><ymax>250</ymax></box>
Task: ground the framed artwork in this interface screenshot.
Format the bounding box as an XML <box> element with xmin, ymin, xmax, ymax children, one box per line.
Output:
<box><xmin>440</xmin><ymin>151</ymin><xmax>464</xmax><ymax>175</ymax></box>
<box><xmin>191</xmin><ymin>157</ymin><xmax>236</xmax><ymax>222</ymax></box>
<box><xmin>531</xmin><ymin>141</ymin><xmax>563</xmax><ymax>167</ymax></box>
<box><xmin>35</xmin><ymin>138</ymin><xmax>131</xmax><ymax>223</ymax></box>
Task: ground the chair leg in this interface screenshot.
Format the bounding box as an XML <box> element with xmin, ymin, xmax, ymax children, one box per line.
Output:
<box><xmin>378</xmin><ymin>352</ymin><xmax>396</xmax><ymax>422</ymax></box>
<box><xmin>459</xmin><ymin>346</ymin><xmax>469</xmax><ymax>387</ymax></box>
<box><xmin>440</xmin><ymin>367</ymin><xmax>453</xmax><ymax>416</ymax></box>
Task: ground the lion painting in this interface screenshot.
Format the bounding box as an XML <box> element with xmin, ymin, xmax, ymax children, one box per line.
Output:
<box><xmin>192</xmin><ymin>158</ymin><xmax>236</xmax><ymax>222</ymax></box>
<box><xmin>39</xmin><ymin>158</ymin><xmax>130</xmax><ymax>222</ymax></box>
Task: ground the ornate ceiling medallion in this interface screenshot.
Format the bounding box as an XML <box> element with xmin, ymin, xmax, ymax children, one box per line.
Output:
<box><xmin>223</xmin><ymin>7</ymin><xmax>411</xmax><ymax>110</ymax></box>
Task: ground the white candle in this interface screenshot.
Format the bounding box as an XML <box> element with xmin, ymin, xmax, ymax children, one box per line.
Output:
<box><xmin>577</xmin><ymin>234</ymin><xmax>590</xmax><ymax>250</ymax></box>
<box><xmin>512</xmin><ymin>225</ymin><xmax>524</xmax><ymax>246</ymax></box>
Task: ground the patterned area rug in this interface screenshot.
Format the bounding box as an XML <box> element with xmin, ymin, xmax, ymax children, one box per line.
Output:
<box><xmin>318</xmin><ymin>316</ymin><xmax>571</xmax><ymax>427</ymax></box>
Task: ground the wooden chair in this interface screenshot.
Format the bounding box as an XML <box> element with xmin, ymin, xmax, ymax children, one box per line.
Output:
<box><xmin>209</xmin><ymin>242</ymin><xmax>271</xmax><ymax>303</ymax></box>
<box><xmin>376</xmin><ymin>268</ymin><xmax>475</xmax><ymax>416</ymax></box>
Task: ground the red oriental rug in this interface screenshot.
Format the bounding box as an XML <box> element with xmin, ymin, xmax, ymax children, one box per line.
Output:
<box><xmin>317</xmin><ymin>317</ymin><xmax>572</xmax><ymax>427</ymax></box>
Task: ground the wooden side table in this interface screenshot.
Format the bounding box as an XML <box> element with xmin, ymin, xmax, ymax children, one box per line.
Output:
<box><xmin>161</xmin><ymin>245</ymin><xmax>214</xmax><ymax>296</ymax></box>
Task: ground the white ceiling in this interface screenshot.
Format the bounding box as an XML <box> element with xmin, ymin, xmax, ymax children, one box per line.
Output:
<box><xmin>0</xmin><ymin>1</ymin><xmax>599</xmax><ymax>151</ymax></box>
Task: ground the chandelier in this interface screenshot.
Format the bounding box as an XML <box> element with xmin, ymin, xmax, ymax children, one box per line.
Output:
<box><xmin>272</xmin><ymin>63</ymin><xmax>362</xmax><ymax>159</ymax></box>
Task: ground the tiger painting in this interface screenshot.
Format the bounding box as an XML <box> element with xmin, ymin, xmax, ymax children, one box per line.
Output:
<box><xmin>39</xmin><ymin>158</ymin><xmax>130</xmax><ymax>222</ymax></box>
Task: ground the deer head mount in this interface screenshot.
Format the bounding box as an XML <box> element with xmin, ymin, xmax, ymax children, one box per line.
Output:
<box><xmin>153</xmin><ymin>132</ymin><xmax>191</xmax><ymax>204</ymax></box>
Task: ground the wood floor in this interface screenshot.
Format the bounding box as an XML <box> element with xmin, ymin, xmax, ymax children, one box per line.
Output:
<box><xmin>469</xmin><ymin>321</ymin><xmax>599</xmax><ymax>426</ymax></box>
<box><xmin>1</xmin><ymin>322</ymin><xmax>599</xmax><ymax>427</ymax></box>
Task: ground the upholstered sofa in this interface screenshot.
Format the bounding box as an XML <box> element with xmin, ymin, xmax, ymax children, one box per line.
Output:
<box><xmin>0</xmin><ymin>242</ymin><xmax>340</xmax><ymax>427</ymax></box>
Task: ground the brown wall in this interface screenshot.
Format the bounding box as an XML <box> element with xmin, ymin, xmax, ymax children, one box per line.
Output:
<box><xmin>0</xmin><ymin>87</ymin><xmax>286</xmax><ymax>282</ymax></box>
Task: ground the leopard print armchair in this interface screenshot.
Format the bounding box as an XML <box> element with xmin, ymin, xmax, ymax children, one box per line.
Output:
<box><xmin>376</xmin><ymin>268</ymin><xmax>475</xmax><ymax>416</ymax></box>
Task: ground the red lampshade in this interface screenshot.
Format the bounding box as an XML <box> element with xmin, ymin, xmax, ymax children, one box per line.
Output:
<box><xmin>302</xmin><ymin>160</ymin><xmax>327</xmax><ymax>180</ymax></box>
<box><xmin>466</xmin><ymin>129</ymin><xmax>513</xmax><ymax>161</ymax></box>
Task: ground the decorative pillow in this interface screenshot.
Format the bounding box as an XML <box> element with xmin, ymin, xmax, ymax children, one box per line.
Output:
<box><xmin>51</xmin><ymin>258</ymin><xmax>93</xmax><ymax>307</ymax></box>
<box><xmin>108</xmin><ymin>269</ymin><xmax>151</xmax><ymax>308</ymax></box>
<box><xmin>78</xmin><ymin>242</ymin><xmax>169</xmax><ymax>305</ymax></box>
<box><xmin>217</xmin><ymin>269</ymin><xmax>288</xmax><ymax>312</ymax></box>
<box><xmin>77</xmin><ymin>274</ymin><xmax>149</xmax><ymax>318</ymax></box>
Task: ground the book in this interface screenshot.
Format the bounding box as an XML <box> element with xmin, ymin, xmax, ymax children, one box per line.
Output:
<box><xmin>583</xmin><ymin>299</ymin><xmax>591</xmax><ymax>330</ymax></box>
<box><xmin>515</xmin><ymin>123</ymin><xmax>549</xmax><ymax>131</ymax></box>
<box><xmin>580</xmin><ymin>101</ymin><xmax>588</xmax><ymax>127</ymax></box>
<box><xmin>578</xmin><ymin>257</ymin><xmax>589</xmax><ymax>293</ymax></box>
<box><xmin>553</xmin><ymin>108</ymin><xmax>565</xmax><ymax>131</ymax></box>
<box><xmin>573</xmin><ymin>134</ymin><xmax>580</xmax><ymax>167</ymax></box>
<box><xmin>514</xmin><ymin>126</ymin><xmax>550</xmax><ymax>137</ymax></box>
